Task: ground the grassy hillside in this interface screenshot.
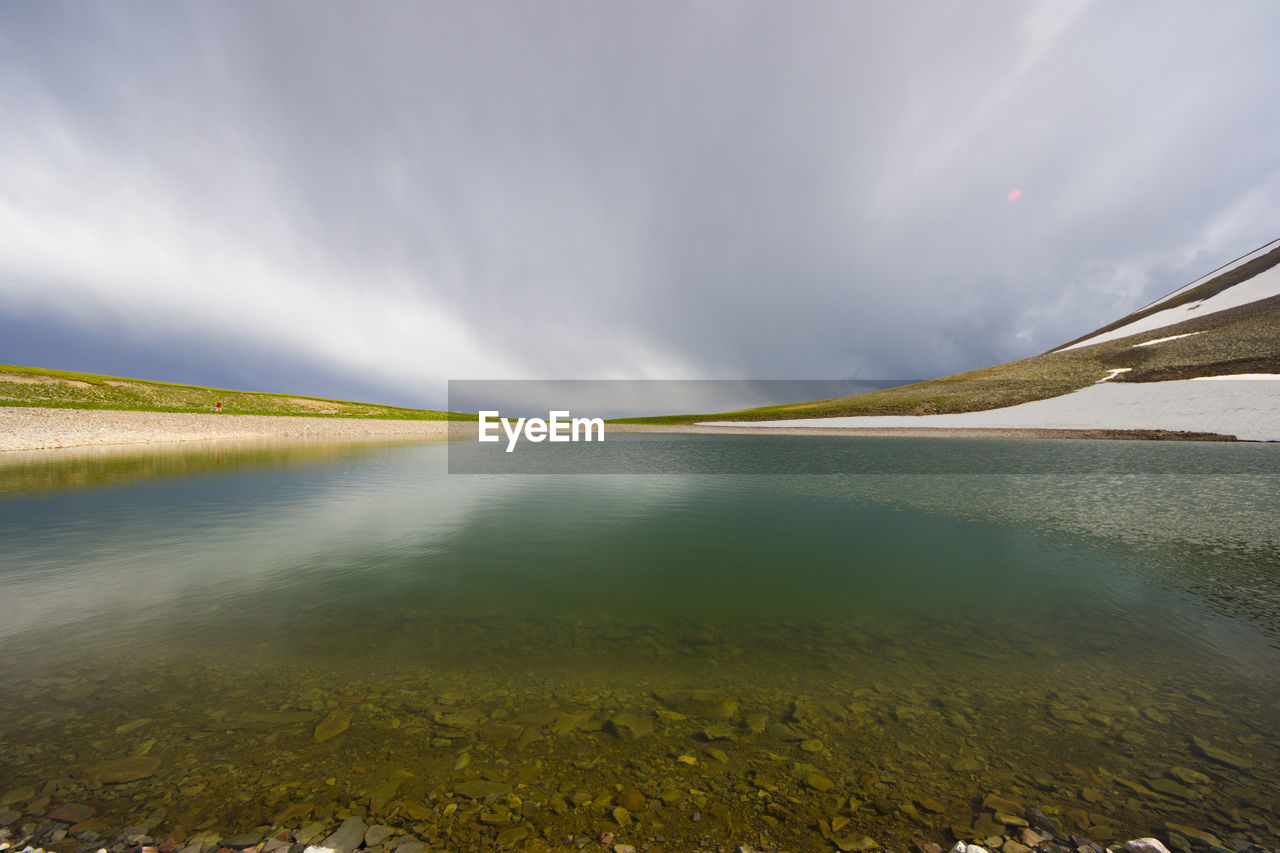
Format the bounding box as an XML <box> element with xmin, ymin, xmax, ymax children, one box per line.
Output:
<box><xmin>618</xmin><ymin>251</ymin><xmax>1280</xmax><ymax>425</ymax></box>
<box><xmin>0</xmin><ymin>364</ymin><xmax>464</xmax><ymax>420</ymax></box>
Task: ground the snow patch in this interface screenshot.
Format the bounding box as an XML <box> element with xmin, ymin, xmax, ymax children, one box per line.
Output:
<box><xmin>1192</xmin><ymin>373</ymin><xmax>1280</xmax><ymax>381</ymax></box>
<box><xmin>1131</xmin><ymin>332</ymin><xmax>1201</xmax><ymax>348</ymax></box>
<box><xmin>700</xmin><ymin>376</ymin><xmax>1280</xmax><ymax>441</ymax></box>
<box><xmin>1096</xmin><ymin>368</ymin><xmax>1131</xmax><ymax>383</ymax></box>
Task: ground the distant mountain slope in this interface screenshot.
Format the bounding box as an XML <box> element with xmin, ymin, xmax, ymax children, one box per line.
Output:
<box><xmin>0</xmin><ymin>364</ymin><xmax>458</xmax><ymax>419</ymax></box>
<box><xmin>641</xmin><ymin>238</ymin><xmax>1280</xmax><ymax>424</ymax></box>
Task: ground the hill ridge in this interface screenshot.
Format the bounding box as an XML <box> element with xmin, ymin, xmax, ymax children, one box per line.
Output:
<box><xmin>0</xmin><ymin>364</ymin><xmax>459</xmax><ymax>420</ymax></box>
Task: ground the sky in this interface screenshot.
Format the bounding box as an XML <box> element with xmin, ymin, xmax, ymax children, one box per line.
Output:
<box><xmin>3</xmin><ymin>1</ymin><xmax>1280</xmax><ymax>410</ymax></box>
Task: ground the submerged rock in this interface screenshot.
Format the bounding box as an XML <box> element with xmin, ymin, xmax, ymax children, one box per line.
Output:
<box><xmin>452</xmin><ymin>779</ymin><xmax>512</xmax><ymax>800</ymax></box>
<box><xmin>295</xmin><ymin>821</ymin><xmax>327</xmax><ymax>844</ymax></box>
<box><xmin>550</xmin><ymin>710</ymin><xmax>594</xmax><ymax>734</ymax></box>
<box><xmin>388</xmin><ymin>836</ymin><xmax>425</xmax><ymax>853</ymax></box>
<box><xmin>615</xmin><ymin>789</ymin><xmax>645</xmax><ymax>811</ymax></box>
<box><xmin>1167</xmin><ymin>766</ymin><xmax>1211</xmax><ymax>786</ymax></box>
<box><xmin>316</xmin><ymin>816</ymin><xmax>366</xmax><ymax>853</ymax></box>
<box><xmin>368</xmin><ymin>771</ymin><xmax>412</xmax><ymax>813</ymax></box>
<box><xmin>1018</xmin><ymin>829</ymin><xmax>1044</xmax><ymax>847</ymax></box>
<box><xmin>495</xmin><ymin>826</ymin><xmax>529</xmax><ymax>847</ymax></box>
<box><xmin>270</xmin><ymin>801</ymin><xmax>315</xmax><ymax>825</ymax></box>
<box><xmin>478</xmin><ymin>722</ymin><xmax>522</xmax><ymax>742</ymax></box>
<box><xmin>1164</xmin><ymin>823</ymin><xmax>1223</xmax><ymax>849</ymax></box>
<box><xmin>219</xmin><ymin>830</ymin><xmax>268</xmax><ymax>849</ymax></box>
<box><xmin>46</xmin><ymin>803</ymin><xmax>94</xmax><ymax>824</ymax></box>
<box><xmin>805</xmin><ymin>773</ymin><xmax>835</xmax><ymax>792</ymax></box>
<box><xmin>438</xmin><ymin>707</ymin><xmax>483</xmax><ymax>729</ymax></box>
<box><xmin>313</xmin><ymin>708</ymin><xmax>353</xmax><ymax>743</ymax></box>
<box><xmin>608</xmin><ymin>713</ymin><xmax>654</xmax><ymax>741</ymax></box>
<box><xmin>1146</xmin><ymin>778</ymin><xmax>1196</xmax><ymax>800</ymax></box>
<box><xmin>1049</xmin><ymin>707</ymin><xmax>1088</xmax><ymax>725</ymax></box>
<box><xmin>86</xmin><ymin>756</ymin><xmax>161</xmax><ymax>783</ymax></box>
<box><xmin>481</xmin><ymin>803</ymin><xmax>515</xmax><ymax>823</ymax></box>
<box><xmin>982</xmin><ymin>794</ymin><xmax>1022</xmax><ymax>814</ymax></box>
<box><xmin>654</xmin><ymin>688</ymin><xmax>738</xmax><ymax>720</ymax></box>
<box><xmin>1189</xmin><ymin>736</ymin><xmax>1253</xmax><ymax>769</ymax></box>
<box><xmin>364</xmin><ymin>824</ymin><xmax>394</xmax><ymax>846</ymax></box>
<box><xmin>917</xmin><ymin>797</ymin><xmax>945</xmax><ymax>814</ymax></box>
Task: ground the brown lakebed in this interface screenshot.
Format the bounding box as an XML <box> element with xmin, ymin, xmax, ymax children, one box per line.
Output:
<box><xmin>1</xmin><ymin>439</ymin><xmax>1278</xmax><ymax>851</ymax></box>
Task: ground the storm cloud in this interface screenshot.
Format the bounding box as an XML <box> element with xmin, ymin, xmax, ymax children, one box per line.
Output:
<box><xmin>3</xmin><ymin>1</ymin><xmax>1279</xmax><ymax>407</ymax></box>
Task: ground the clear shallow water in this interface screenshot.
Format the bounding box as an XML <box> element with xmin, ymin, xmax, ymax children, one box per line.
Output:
<box><xmin>1</xmin><ymin>437</ymin><xmax>1278</xmax><ymax>852</ymax></box>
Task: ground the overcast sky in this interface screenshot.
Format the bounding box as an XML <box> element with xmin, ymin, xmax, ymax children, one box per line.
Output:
<box><xmin>3</xmin><ymin>1</ymin><xmax>1279</xmax><ymax>408</ymax></box>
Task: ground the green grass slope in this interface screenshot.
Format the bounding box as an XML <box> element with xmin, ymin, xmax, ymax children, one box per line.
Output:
<box><xmin>620</xmin><ymin>243</ymin><xmax>1280</xmax><ymax>424</ymax></box>
<box><xmin>0</xmin><ymin>364</ymin><xmax>464</xmax><ymax>420</ymax></box>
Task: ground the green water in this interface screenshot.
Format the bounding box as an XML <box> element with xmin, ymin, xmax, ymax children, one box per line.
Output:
<box><xmin>1</xmin><ymin>437</ymin><xmax>1278</xmax><ymax>852</ymax></box>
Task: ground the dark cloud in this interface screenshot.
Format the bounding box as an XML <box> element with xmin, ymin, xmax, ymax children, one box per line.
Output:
<box><xmin>3</xmin><ymin>1</ymin><xmax>1279</xmax><ymax>408</ymax></box>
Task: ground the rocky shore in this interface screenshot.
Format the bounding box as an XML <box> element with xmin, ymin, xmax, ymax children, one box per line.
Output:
<box><xmin>0</xmin><ymin>408</ymin><xmax>450</xmax><ymax>453</ymax></box>
<box><xmin>2</xmin><ymin>797</ymin><xmax>1261</xmax><ymax>853</ymax></box>
<box><xmin>2</xmin><ymin>658</ymin><xmax>1274</xmax><ymax>853</ymax></box>
<box><xmin>0</xmin><ymin>407</ymin><xmax>1240</xmax><ymax>455</ymax></box>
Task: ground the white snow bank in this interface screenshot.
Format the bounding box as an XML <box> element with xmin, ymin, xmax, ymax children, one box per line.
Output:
<box><xmin>1059</xmin><ymin>260</ymin><xmax>1280</xmax><ymax>352</ymax></box>
<box><xmin>1131</xmin><ymin>332</ymin><xmax>1201</xmax><ymax>348</ymax></box>
<box><xmin>1192</xmin><ymin>373</ymin><xmax>1280</xmax><ymax>381</ymax></box>
<box><xmin>700</xmin><ymin>376</ymin><xmax>1280</xmax><ymax>441</ymax></box>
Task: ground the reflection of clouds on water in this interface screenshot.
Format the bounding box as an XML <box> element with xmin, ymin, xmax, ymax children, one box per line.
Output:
<box><xmin>4</xmin><ymin>439</ymin><xmax>1279</xmax><ymax>677</ymax></box>
<box><xmin>0</xmin><ymin>444</ymin><xmax>690</xmax><ymax>644</ymax></box>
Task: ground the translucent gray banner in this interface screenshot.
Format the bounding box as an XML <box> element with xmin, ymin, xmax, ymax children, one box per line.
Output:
<box><xmin>448</xmin><ymin>379</ymin><xmax>906</xmax><ymax>420</ymax></box>
<box><xmin>446</xmin><ymin>379</ymin><xmax>1279</xmax><ymax>474</ymax></box>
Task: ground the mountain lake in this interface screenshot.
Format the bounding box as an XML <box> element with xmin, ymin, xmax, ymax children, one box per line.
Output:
<box><xmin>1</xmin><ymin>435</ymin><xmax>1278</xmax><ymax>852</ymax></box>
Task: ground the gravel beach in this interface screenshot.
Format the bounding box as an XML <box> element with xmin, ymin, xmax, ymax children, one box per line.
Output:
<box><xmin>0</xmin><ymin>408</ymin><xmax>451</xmax><ymax>453</ymax></box>
<box><xmin>0</xmin><ymin>408</ymin><xmax>1237</xmax><ymax>455</ymax></box>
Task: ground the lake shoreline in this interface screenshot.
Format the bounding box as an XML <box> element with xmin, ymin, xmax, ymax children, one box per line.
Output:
<box><xmin>607</xmin><ymin>423</ymin><xmax>1239</xmax><ymax>441</ymax></box>
<box><xmin>0</xmin><ymin>407</ymin><xmax>1242</xmax><ymax>454</ymax></box>
<box><xmin>0</xmin><ymin>407</ymin><xmax>451</xmax><ymax>453</ymax></box>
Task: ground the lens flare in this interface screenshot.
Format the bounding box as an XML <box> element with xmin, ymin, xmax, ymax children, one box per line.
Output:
<box><xmin>1007</xmin><ymin>189</ymin><xmax>1022</xmax><ymax>201</ymax></box>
